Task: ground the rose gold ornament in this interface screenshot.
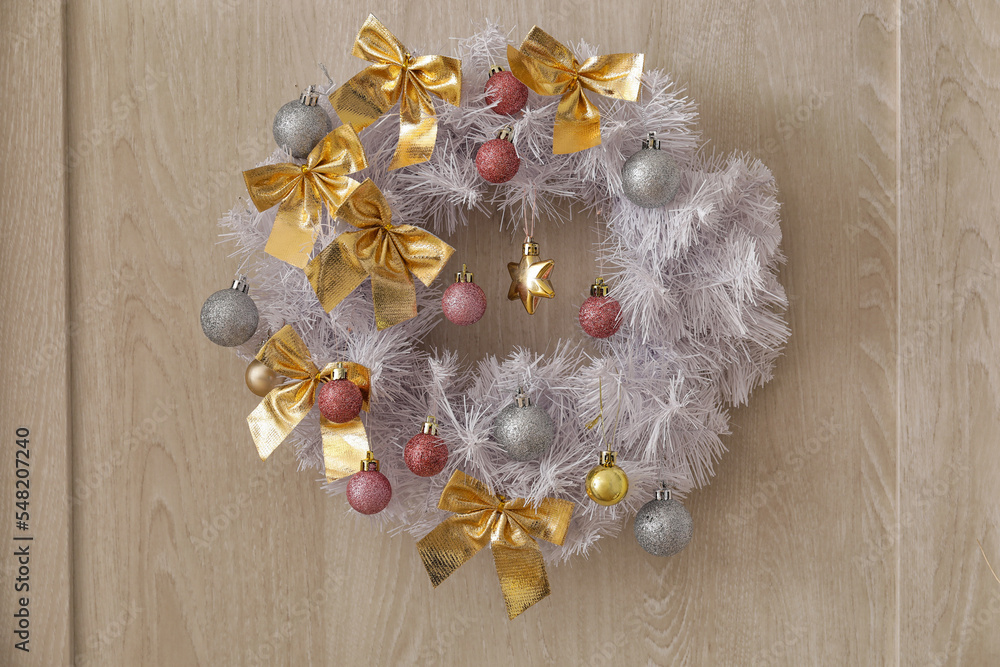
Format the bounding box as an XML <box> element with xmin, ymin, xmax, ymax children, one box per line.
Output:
<box><xmin>317</xmin><ymin>363</ymin><xmax>363</xmax><ymax>423</ymax></box>
<box><xmin>579</xmin><ymin>277</ymin><xmax>622</xmax><ymax>338</ymax></box>
<box><xmin>442</xmin><ymin>264</ymin><xmax>487</xmax><ymax>325</ymax></box>
<box><xmin>484</xmin><ymin>66</ymin><xmax>528</xmax><ymax>115</ymax></box>
<box><xmin>346</xmin><ymin>451</ymin><xmax>392</xmax><ymax>515</ymax></box>
<box><xmin>404</xmin><ymin>416</ymin><xmax>449</xmax><ymax>477</ymax></box>
<box><xmin>475</xmin><ymin>126</ymin><xmax>520</xmax><ymax>183</ymax></box>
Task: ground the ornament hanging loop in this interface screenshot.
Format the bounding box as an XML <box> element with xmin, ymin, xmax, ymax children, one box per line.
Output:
<box><xmin>300</xmin><ymin>85</ymin><xmax>320</xmax><ymax>106</ymax></box>
<box><xmin>361</xmin><ymin>450</ymin><xmax>380</xmax><ymax>471</ymax></box>
<box><xmin>422</xmin><ymin>415</ymin><xmax>440</xmax><ymax>435</ymax></box>
<box><xmin>515</xmin><ymin>387</ymin><xmax>530</xmax><ymax>407</ymax></box>
<box><xmin>590</xmin><ymin>277</ymin><xmax>609</xmax><ymax>297</ymax></box>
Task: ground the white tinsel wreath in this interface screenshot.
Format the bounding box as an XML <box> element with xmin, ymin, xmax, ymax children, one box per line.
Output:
<box><xmin>219</xmin><ymin>22</ymin><xmax>788</xmax><ymax>563</ymax></box>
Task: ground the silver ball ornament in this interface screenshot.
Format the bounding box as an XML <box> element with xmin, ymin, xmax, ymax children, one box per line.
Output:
<box><xmin>272</xmin><ymin>87</ymin><xmax>333</xmax><ymax>159</ymax></box>
<box><xmin>621</xmin><ymin>132</ymin><xmax>681</xmax><ymax>208</ymax></box>
<box><xmin>492</xmin><ymin>389</ymin><xmax>555</xmax><ymax>461</ymax></box>
<box><xmin>200</xmin><ymin>278</ymin><xmax>259</xmax><ymax>347</ymax></box>
<box><xmin>633</xmin><ymin>488</ymin><xmax>693</xmax><ymax>557</ymax></box>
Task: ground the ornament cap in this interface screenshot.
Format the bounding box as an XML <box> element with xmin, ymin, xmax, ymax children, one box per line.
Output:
<box><xmin>590</xmin><ymin>277</ymin><xmax>610</xmax><ymax>297</ymax></box>
<box><xmin>655</xmin><ymin>485</ymin><xmax>672</xmax><ymax>501</ymax></box>
<box><xmin>642</xmin><ymin>131</ymin><xmax>661</xmax><ymax>150</ymax></box>
<box><xmin>231</xmin><ymin>275</ymin><xmax>250</xmax><ymax>294</ymax></box>
<box><xmin>360</xmin><ymin>450</ymin><xmax>380</xmax><ymax>472</ymax></box>
<box><xmin>455</xmin><ymin>263</ymin><xmax>474</xmax><ymax>283</ymax></box>
<box><xmin>496</xmin><ymin>125</ymin><xmax>514</xmax><ymax>142</ymax></box>
<box><xmin>599</xmin><ymin>450</ymin><xmax>617</xmax><ymax>467</ymax></box>
<box><xmin>522</xmin><ymin>238</ymin><xmax>539</xmax><ymax>257</ymax></box>
<box><xmin>331</xmin><ymin>362</ymin><xmax>348</xmax><ymax>381</ymax></box>
<box><xmin>514</xmin><ymin>387</ymin><xmax>531</xmax><ymax>408</ymax></box>
<box><xmin>421</xmin><ymin>415</ymin><xmax>440</xmax><ymax>435</ymax></box>
<box><xmin>299</xmin><ymin>85</ymin><xmax>320</xmax><ymax>107</ymax></box>
<box><xmin>489</xmin><ymin>65</ymin><xmax>505</xmax><ymax>77</ymax></box>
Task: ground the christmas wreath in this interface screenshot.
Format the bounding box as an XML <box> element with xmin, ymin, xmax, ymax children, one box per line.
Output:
<box><xmin>200</xmin><ymin>18</ymin><xmax>788</xmax><ymax>619</ymax></box>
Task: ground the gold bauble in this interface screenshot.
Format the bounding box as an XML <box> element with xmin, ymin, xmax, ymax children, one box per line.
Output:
<box><xmin>245</xmin><ymin>359</ymin><xmax>279</xmax><ymax>397</ymax></box>
<box><xmin>585</xmin><ymin>451</ymin><xmax>629</xmax><ymax>506</ymax></box>
<box><xmin>507</xmin><ymin>238</ymin><xmax>555</xmax><ymax>315</ymax></box>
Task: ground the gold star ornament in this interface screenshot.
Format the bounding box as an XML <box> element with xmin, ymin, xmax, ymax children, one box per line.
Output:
<box><xmin>507</xmin><ymin>238</ymin><xmax>555</xmax><ymax>314</ymax></box>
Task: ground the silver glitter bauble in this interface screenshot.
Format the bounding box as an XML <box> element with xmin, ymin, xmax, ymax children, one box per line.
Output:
<box><xmin>633</xmin><ymin>488</ymin><xmax>693</xmax><ymax>557</ymax></box>
<box><xmin>492</xmin><ymin>388</ymin><xmax>555</xmax><ymax>461</ymax></box>
<box><xmin>200</xmin><ymin>278</ymin><xmax>259</xmax><ymax>347</ymax></box>
<box><xmin>621</xmin><ymin>132</ymin><xmax>681</xmax><ymax>208</ymax></box>
<box><xmin>272</xmin><ymin>87</ymin><xmax>333</xmax><ymax>159</ymax></box>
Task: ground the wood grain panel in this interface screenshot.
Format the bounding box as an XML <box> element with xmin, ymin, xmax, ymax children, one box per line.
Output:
<box><xmin>0</xmin><ymin>0</ymin><xmax>921</xmax><ymax>664</ymax></box>
<box><xmin>0</xmin><ymin>2</ymin><xmax>72</xmax><ymax>665</ymax></box>
<box><xmin>900</xmin><ymin>1</ymin><xmax>1000</xmax><ymax>664</ymax></box>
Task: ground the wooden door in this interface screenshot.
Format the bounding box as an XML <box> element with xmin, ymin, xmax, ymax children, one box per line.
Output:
<box><xmin>2</xmin><ymin>1</ymin><xmax>998</xmax><ymax>664</ymax></box>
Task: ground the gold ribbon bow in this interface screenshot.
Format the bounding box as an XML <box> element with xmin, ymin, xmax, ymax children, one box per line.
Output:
<box><xmin>417</xmin><ymin>470</ymin><xmax>574</xmax><ymax>619</ymax></box>
<box><xmin>507</xmin><ymin>26</ymin><xmax>644</xmax><ymax>154</ymax></box>
<box><xmin>305</xmin><ymin>179</ymin><xmax>455</xmax><ymax>330</ymax></box>
<box><xmin>330</xmin><ymin>14</ymin><xmax>462</xmax><ymax>170</ymax></box>
<box><xmin>246</xmin><ymin>325</ymin><xmax>372</xmax><ymax>481</ymax></box>
<box><xmin>243</xmin><ymin>125</ymin><xmax>368</xmax><ymax>269</ymax></box>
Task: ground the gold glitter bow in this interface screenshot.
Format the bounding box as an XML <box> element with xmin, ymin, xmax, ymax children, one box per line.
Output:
<box><xmin>246</xmin><ymin>325</ymin><xmax>371</xmax><ymax>481</ymax></box>
<box><xmin>330</xmin><ymin>14</ymin><xmax>462</xmax><ymax>170</ymax></box>
<box><xmin>243</xmin><ymin>125</ymin><xmax>367</xmax><ymax>269</ymax></box>
<box><xmin>417</xmin><ymin>470</ymin><xmax>574</xmax><ymax>619</ymax></box>
<box><xmin>305</xmin><ymin>179</ymin><xmax>454</xmax><ymax>330</ymax></box>
<box><xmin>507</xmin><ymin>26</ymin><xmax>644</xmax><ymax>154</ymax></box>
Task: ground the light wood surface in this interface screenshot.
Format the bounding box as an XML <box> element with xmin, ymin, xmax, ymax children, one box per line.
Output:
<box><xmin>899</xmin><ymin>2</ymin><xmax>1000</xmax><ymax>664</ymax></box>
<box><xmin>2</xmin><ymin>0</ymin><xmax>998</xmax><ymax>664</ymax></box>
<box><xmin>0</xmin><ymin>1</ymin><xmax>72</xmax><ymax>665</ymax></box>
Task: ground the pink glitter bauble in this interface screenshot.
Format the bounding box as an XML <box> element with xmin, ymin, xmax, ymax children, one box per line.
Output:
<box><xmin>346</xmin><ymin>470</ymin><xmax>392</xmax><ymax>515</ymax></box>
<box><xmin>442</xmin><ymin>282</ymin><xmax>487</xmax><ymax>325</ymax></box>
<box><xmin>317</xmin><ymin>379</ymin><xmax>363</xmax><ymax>423</ymax></box>
<box><xmin>404</xmin><ymin>433</ymin><xmax>449</xmax><ymax>477</ymax></box>
<box><xmin>475</xmin><ymin>138</ymin><xmax>520</xmax><ymax>183</ymax></box>
<box><xmin>579</xmin><ymin>296</ymin><xmax>623</xmax><ymax>338</ymax></box>
<box><xmin>484</xmin><ymin>71</ymin><xmax>529</xmax><ymax>115</ymax></box>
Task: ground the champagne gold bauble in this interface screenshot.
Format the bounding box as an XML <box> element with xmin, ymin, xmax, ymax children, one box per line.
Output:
<box><xmin>585</xmin><ymin>450</ymin><xmax>629</xmax><ymax>506</ymax></box>
<box><xmin>245</xmin><ymin>359</ymin><xmax>279</xmax><ymax>397</ymax></box>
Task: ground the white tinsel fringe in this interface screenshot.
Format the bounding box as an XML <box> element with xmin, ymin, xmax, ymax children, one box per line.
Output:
<box><xmin>217</xmin><ymin>22</ymin><xmax>788</xmax><ymax>564</ymax></box>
